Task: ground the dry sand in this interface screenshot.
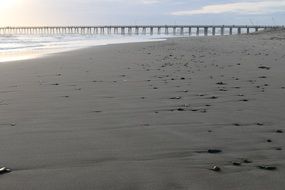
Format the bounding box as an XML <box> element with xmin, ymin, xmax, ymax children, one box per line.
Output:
<box><xmin>0</xmin><ymin>30</ymin><xmax>284</xmax><ymax>190</ymax></box>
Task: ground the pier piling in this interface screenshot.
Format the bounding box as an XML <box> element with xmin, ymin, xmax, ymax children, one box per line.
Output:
<box><xmin>0</xmin><ymin>25</ymin><xmax>281</xmax><ymax>36</ymax></box>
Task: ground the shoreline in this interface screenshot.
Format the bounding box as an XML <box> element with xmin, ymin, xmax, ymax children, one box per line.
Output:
<box><xmin>0</xmin><ymin>30</ymin><xmax>284</xmax><ymax>190</ymax></box>
<box><xmin>0</xmin><ymin>35</ymin><xmax>170</xmax><ymax>63</ymax></box>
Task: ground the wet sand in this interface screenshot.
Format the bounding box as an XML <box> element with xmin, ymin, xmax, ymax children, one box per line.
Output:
<box><xmin>0</xmin><ymin>30</ymin><xmax>284</xmax><ymax>190</ymax></box>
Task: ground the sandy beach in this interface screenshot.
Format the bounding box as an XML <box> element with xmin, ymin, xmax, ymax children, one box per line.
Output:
<box><xmin>0</xmin><ymin>30</ymin><xmax>284</xmax><ymax>190</ymax></box>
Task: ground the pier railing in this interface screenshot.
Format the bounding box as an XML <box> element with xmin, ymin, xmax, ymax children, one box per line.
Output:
<box><xmin>0</xmin><ymin>25</ymin><xmax>283</xmax><ymax>36</ymax></box>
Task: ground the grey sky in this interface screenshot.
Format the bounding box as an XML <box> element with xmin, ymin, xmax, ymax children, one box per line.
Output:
<box><xmin>0</xmin><ymin>0</ymin><xmax>284</xmax><ymax>26</ymax></box>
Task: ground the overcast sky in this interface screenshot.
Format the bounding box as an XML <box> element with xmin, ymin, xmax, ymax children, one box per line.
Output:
<box><xmin>0</xmin><ymin>0</ymin><xmax>284</xmax><ymax>26</ymax></box>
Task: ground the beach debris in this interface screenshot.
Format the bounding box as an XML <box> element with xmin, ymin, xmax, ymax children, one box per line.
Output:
<box><xmin>232</xmin><ymin>162</ymin><xmax>242</xmax><ymax>166</ymax></box>
<box><xmin>219</xmin><ymin>88</ymin><xmax>228</xmax><ymax>92</ymax></box>
<box><xmin>177</xmin><ymin>108</ymin><xmax>185</xmax><ymax>112</ymax></box>
<box><xmin>258</xmin><ymin>66</ymin><xmax>271</xmax><ymax>70</ymax></box>
<box><xmin>216</xmin><ymin>82</ymin><xmax>227</xmax><ymax>85</ymax></box>
<box><xmin>267</xmin><ymin>139</ymin><xmax>272</xmax><ymax>143</ymax></box>
<box><xmin>256</xmin><ymin>122</ymin><xmax>264</xmax><ymax>126</ymax></box>
<box><xmin>276</xmin><ymin>129</ymin><xmax>283</xmax><ymax>133</ymax></box>
<box><xmin>208</xmin><ymin>149</ymin><xmax>222</xmax><ymax>154</ymax></box>
<box><xmin>233</xmin><ymin>123</ymin><xmax>241</xmax><ymax>126</ymax></box>
<box><xmin>210</xmin><ymin>166</ymin><xmax>221</xmax><ymax>172</ymax></box>
<box><xmin>242</xmin><ymin>159</ymin><xmax>252</xmax><ymax>164</ymax></box>
<box><xmin>51</xmin><ymin>83</ymin><xmax>59</xmax><ymax>86</ymax></box>
<box><xmin>180</xmin><ymin>77</ymin><xmax>185</xmax><ymax>80</ymax></box>
<box><xmin>275</xmin><ymin>147</ymin><xmax>282</xmax><ymax>151</ymax></box>
<box><xmin>170</xmin><ymin>97</ymin><xmax>182</xmax><ymax>100</ymax></box>
<box><xmin>0</xmin><ymin>123</ymin><xmax>16</xmax><ymax>127</ymax></box>
<box><xmin>92</xmin><ymin>110</ymin><xmax>102</xmax><ymax>113</ymax></box>
<box><xmin>209</xmin><ymin>96</ymin><xmax>218</xmax><ymax>99</ymax></box>
<box><xmin>258</xmin><ymin>165</ymin><xmax>277</xmax><ymax>171</ymax></box>
<box><xmin>240</xmin><ymin>99</ymin><xmax>249</xmax><ymax>102</ymax></box>
<box><xmin>0</xmin><ymin>167</ymin><xmax>11</xmax><ymax>175</ymax></box>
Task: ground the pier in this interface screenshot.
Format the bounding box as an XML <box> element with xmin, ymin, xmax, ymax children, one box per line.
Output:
<box><xmin>0</xmin><ymin>25</ymin><xmax>283</xmax><ymax>36</ymax></box>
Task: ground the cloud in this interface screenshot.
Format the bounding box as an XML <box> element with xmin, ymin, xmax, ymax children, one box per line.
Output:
<box><xmin>172</xmin><ymin>0</ymin><xmax>285</xmax><ymax>15</ymax></box>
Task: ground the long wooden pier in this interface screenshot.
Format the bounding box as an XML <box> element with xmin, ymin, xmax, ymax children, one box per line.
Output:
<box><xmin>0</xmin><ymin>25</ymin><xmax>283</xmax><ymax>36</ymax></box>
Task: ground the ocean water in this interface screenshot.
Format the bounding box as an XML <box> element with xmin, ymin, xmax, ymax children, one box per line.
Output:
<box><xmin>0</xmin><ymin>34</ymin><xmax>172</xmax><ymax>63</ymax></box>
